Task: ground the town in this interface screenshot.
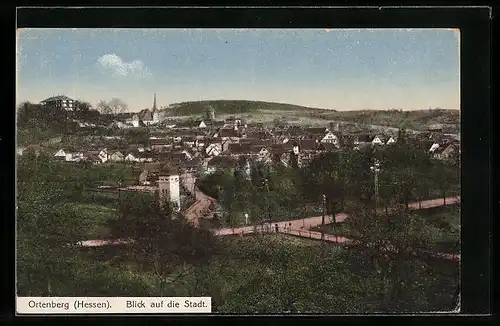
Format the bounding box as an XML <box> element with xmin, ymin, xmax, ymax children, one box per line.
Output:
<box><xmin>17</xmin><ymin>94</ymin><xmax>461</xmax><ymax>313</ymax></box>
<box><xmin>16</xmin><ymin>28</ymin><xmax>461</xmax><ymax>314</ymax></box>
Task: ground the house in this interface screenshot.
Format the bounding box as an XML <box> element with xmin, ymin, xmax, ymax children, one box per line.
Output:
<box><xmin>433</xmin><ymin>143</ymin><xmax>459</xmax><ymax>162</ymax></box>
<box><xmin>428</xmin><ymin>142</ymin><xmax>441</xmax><ymax>153</ymax></box>
<box><xmin>296</xmin><ymin>139</ymin><xmax>318</xmax><ymax>152</ymax></box>
<box><xmin>63</xmin><ymin>150</ymin><xmax>84</xmax><ymax>162</ymax></box>
<box><xmin>268</xmin><ymin>143</ymin><xmax>294</xmax><ymax>166</ymax></box>
<box><xmin>139</xmin><ymin>162</ymin><xmax>163</xmax><ymax>185</ymax></box>
<box><xmin>109</xmin><ymin>151</ymin><xmax>125</xmax><ymax>162</ymax></box>
<box><xmin>84</xmin><ymin>151</ymin><xmax>104</xmax><ymax>165</ymax></box>
<box><xmin>224</xmin><ymin>117</ymin><xmax>245</xmax><ymax>128</ymax></box>
<box><xmin>386</xmin><ymin>136</ymin><xmax>396</xmax><ymax>145</ymax></box>
<box><xmin>136</xmin><ymin>151</ymin><xmax>154</xmax><ymax>163</ymax></box>
<box><xmin>319</xmin><ymin>131</ymin><xmax>340</xmax><ymax>147</ymax></box>
<box><xmin>182</xmin><ymin>136</ymin><xmax>197</xmax><ymax>148</ymax></box>
<box><xmin>98</xmin><ymin>149</ymin><xmax>108</xmax><ymax>163</ymax></box>
<box><xmin>354</xmin><ymin>134</ymin><xmax>384</xmax><ymax>149</ymax></box>
<box><xmin>175</xmin><ymin>120</ymin><xmax>207</xmax><ymax>129</ymax></box>
<box><xmin>428</xmin><ymin>124</ymin><xmax>444</xmax><ymax>133</ymax></box>
<box><xmin>150</xmin><ymin>138</ymin><xmax>172</xmax><ymax>151</ymax></box>
<box><xmin>371</xmin><ymin>135</ymin><xmax>385</xmax><ymax>146</ymax></box>
<box><xmin>40</xmin><ymin>95</ymin><xmax>74</xmax><ymax>111</ymax></box>
<box><xmin>205</xmin><ymin>156</ymin><xmax>237</xmax><ymax>174</ymax></box>
<box><xmin>205</xmin><ymin>143</ymin><xmax>222</xmax><ymax>157</ymax></box>
<box><xmin>128</xmin><ymin>144</ymin><xmax>146</xmax><ymax>153</ymax></box>
<box><xmin>256</xmin><ymin>147</ymin><xmax>271</xmax><ymax>163</ymax></box>
<box><xmin>54</xmin><ymin>149</ymin><xmax>67</xmax><ymax>160</ymax></box>
<box><xmin>125</xmin><ymin>152</ymin><xmax>139</xmax><ymax>162</ymax></box>
<box><xmin>215</xmin><ymin>128</ymin><xmax>243</xmax><ymax>140</ymax></box>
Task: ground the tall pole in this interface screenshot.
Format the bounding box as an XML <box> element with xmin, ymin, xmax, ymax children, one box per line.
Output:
<box><xmin>321</xmin><ymin>194</ymin><xmax>326</xmax><ymax>225</ymax></box>
<box><xmin>370</xmin><ymin>159</ymin><xmax>381</xmax><ymax>213</ymax></box>
<box><xmin>321</xmin><ymin>193</ymin><xmax>326</xmax><ymax>240</ymax></box>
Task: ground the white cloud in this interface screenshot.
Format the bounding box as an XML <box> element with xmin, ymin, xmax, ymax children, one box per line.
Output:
<box><xmin>97</xmin><ymin>53</ymin><xmax>152</xmax><ymax>77</ymax></box>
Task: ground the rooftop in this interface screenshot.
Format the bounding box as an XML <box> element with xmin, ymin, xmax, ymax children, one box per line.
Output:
<box><xmin>41</xmin><ymin>95</ymin><xmax>74</xmax><ymax>102</ymax></box>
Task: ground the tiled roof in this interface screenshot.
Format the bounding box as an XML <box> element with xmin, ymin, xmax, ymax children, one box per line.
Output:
<box><xmin>218</xmin><ymin>128</ymin><xmax>241</xmax><ymax>138</ymax></box>
<box><xmin>306</xmin><ymin>127</ymin><xmax>328</xmax><ymax>135</ymax></box>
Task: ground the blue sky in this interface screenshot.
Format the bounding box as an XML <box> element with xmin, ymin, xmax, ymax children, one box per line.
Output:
<box><xmin>16</xmin><ymin>28</ymin><xmax>460</xmax><ymax>111</ymax></box>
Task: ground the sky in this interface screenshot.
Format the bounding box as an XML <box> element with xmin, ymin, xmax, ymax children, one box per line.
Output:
<box><xmin>16</xmin><ymin>28</ymin><xmax>460</xmax><ymax>111</ymax></box>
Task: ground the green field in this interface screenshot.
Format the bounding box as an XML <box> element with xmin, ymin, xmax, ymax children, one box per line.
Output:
<box><xmin>62</xmin><ymin>202</ymin><xmax>118</xmax><ymax>239</ymax></box>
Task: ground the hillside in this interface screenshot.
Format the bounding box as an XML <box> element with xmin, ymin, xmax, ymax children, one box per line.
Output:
<box><xmin>163</xmin><ymin>100</ymin><xmax>325</xmax><ymax>116</ymax></box>
<box><xmin>162</xmin><ymin>100</ymin><xmax>460</xmax><ymax>132</ymax></box>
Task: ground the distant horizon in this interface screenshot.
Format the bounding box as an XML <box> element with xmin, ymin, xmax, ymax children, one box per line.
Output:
<box><xmin>17</xmin><ymin>28</ymin><xmax>460</xmax><ymax>111</ymax></box>
<box><xmin>18</xmin><ymin>97</ymin><xmax>460</xmax><ymax>113</ymax></box>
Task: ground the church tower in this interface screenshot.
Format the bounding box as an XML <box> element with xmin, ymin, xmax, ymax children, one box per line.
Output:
<box><xmin>152</xmin><ymin>93</ymin><xmax>160</xmax><ymax>123</ymax></box>
<box><xmin>158</xmin><ymin>166</ymin><xmax>181</xmax><ymax>213</ymax></box>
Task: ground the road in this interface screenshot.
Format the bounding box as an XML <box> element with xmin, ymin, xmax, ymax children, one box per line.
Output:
<box><xmin>214</xmin><ymin>196</ymin><xmax>460</xmax><ymax>236</ymax></box>
<box><xmin>77</xmin><ymin>176</ymin><xmax>460</xmax><ymax>262</ymax></box>
<box><xmin>180</xmin><ymin>173</ymin><xmax>216</xmax><ymax>226</ymax></box>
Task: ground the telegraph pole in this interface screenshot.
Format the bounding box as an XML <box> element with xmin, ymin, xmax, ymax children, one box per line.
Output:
<box><xmin>370</xmin><ymin>159</ymin><xmax>381</xmax><ymax>211</ymax></box>
<box><xmin>321</xmin><ymin>194</ymin><xmax>326</xmax><ymax>225</ymax></box>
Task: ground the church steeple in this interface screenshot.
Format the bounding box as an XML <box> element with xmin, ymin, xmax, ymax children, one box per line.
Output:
<box><xmin>152</xmin><ymin>93</ymin><xmax>157</xmax><ymax>111</ymax></box>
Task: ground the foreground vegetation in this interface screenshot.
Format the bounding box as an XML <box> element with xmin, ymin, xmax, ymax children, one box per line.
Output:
<box><xmin>313</xmin><ymin>205</ymin><xmax>460</xmax><ymax>254</ymax></box>
<box><xmin>17</xmin><ymin>154</ymin><xmax>459</xmax><ymax>312</ymax></box>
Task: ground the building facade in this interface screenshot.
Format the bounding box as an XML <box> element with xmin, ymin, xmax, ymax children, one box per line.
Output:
<box><xmin>40</xmin><ymin>95</ymin><xmax>75</xmax><ymax>111</ymax></box>
<box><xmin>158</xmin><ymin>170</ymin><xmax>181</xmax><ymax>212</ymax></box>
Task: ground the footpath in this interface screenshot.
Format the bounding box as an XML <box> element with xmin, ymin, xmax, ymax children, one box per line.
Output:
<box><xmin>78</xmin><ymin>195</ymin><xmax>460</xmax><ymax>262</ymax></box>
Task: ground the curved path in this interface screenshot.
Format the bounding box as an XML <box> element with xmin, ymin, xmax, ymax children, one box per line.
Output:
<box><xmin>78</xmin><ymin>195</ymin><xmax>460</xmax><ymax>260</ymax></box>
<box><xmin>214</xmin><ymin>196</ymin><xmax>460</xmax><ymax>236</ymax></box>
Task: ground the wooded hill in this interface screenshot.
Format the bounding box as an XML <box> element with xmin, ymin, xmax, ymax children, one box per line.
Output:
<box><xmin>162</xmin><ymin>100</ymin><xmax>460</xmax><ymax>131</ymax></box>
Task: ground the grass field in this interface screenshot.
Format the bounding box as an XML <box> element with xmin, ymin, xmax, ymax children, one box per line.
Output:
<box><xmin>63</xmin><ymin>202</ymin><xmax>118</xmax><ymax>239</ymax></box>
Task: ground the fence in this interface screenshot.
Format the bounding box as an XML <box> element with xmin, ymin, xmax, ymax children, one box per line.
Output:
<box><xmin>216</xmin><ymin>225</ymin><xmax>350</xmax><ymax>245</ymax></box>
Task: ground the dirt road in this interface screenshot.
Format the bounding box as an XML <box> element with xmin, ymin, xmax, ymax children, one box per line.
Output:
<box><xmin>214</xmin><ymin>196</ymin><xmax>459</xmax><ymax>236</ymax></box>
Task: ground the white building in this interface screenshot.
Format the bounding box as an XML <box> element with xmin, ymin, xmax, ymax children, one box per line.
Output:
<box><xmin>320</xmin><ymin>132</ymin><xmax>339</xmax><ymax>147</ymax></box>
<box><xmin>158</xmin><ymin>169</ymin><xmax>181</xmax><ymax>212</ymax></box>
<box><xmin>40</xmin><ymin>95</ymin><xmax>74</xmax><ymax>111</ymax></box>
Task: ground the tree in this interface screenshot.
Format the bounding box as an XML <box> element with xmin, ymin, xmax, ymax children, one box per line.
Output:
<box><xmin>16</xmin><ymin>156</ymin><xmax>98</xmax><ymax>296</ymax></box>
<box><xmin>345</xmin><ymin>205</ymin><xmax>455</xmax><ymax>311</ymax></box>
<box><xmin>109</xmin><ymin>98</ymin><xmax>129</xmax><ymax>116</ymax></box>
<box><xmin>74</xmin><ymin>100</ymin><xmax>92</xmax><ymax>112</ymax></box>
<box><xmin>96</xmin><ymin>100</ymin><xmax>112</xmax><ymax>115</ymax></box>
<box><xmin>432</xmin><ymin>162</ymin><xmax>454</xmax><ymax>205</ymax></box>
<box><xmin>107</xmin><ymin>193</ymin><xmax>215</xmax><ymax>295</ymax></box>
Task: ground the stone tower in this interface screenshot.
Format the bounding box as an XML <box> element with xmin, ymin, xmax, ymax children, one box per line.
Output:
<box><xmin>152</xmin><ymin>93</ymin><xmax>157</xmax><ymax>111</ymax></box>
<box><xmin>158</xmin><ymin>166</ymin><xmax>181</xmax><ymax>212</ymax></box>
<box><xmin>205</xmin><ymin>105</ymin><xmax>215</xmax><ymax>121</ymax></box>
